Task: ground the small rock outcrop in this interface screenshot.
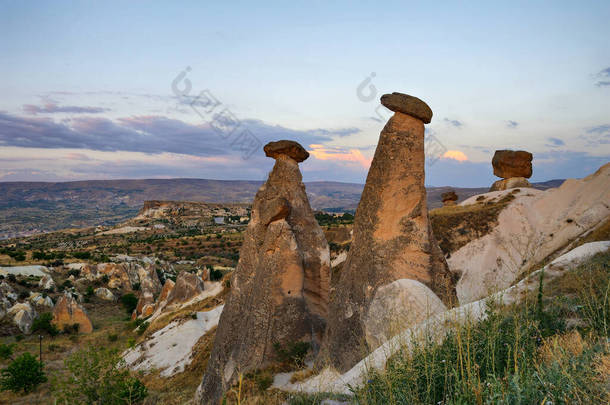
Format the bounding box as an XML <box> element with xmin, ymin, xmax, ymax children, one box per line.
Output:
<box><xmin>196</xmin><ymin>140</ymin><xmax>331</xmax><ymax>404</ymax></box>
<box><xmin>132</xmin><ymin>264</ymin><xmax>162</xmax><ymax>319</ymax></box>
<box><xmin>323</xmin><ymin>92</ymin><xmax>456</xmax><ymax>372</ymax></box>
<box><xmin>38</xmin><ymin>274</ymin><xmax>56</xmax><ymax>290</ymax></box>
<box><xmin>489</xmin><ymin>150</ymin><xmax>533</xmax><ymax>191</ymax></box>
<box><xmin>52</xmin><ymin>293</ymin><xmax>93</xmax><ymax>333</ymax></box>
<box><xmin>441</xmin><ymin>191</ymin><xmax>458</xmax><ymax>206</ymax></box>
<box><xmin>29</xmin><ymin>292</ymin><xmax>54</xmax><ymax>308</ymax></box>
<box><xmin>0</xmin><ymin>283</ymin><xmax>18</xmax><ymax>322</ymax></box>
<box><xmin>8</xmin><ymin>302</ymin><xmax>37</xmax><ymax>334</ymax></box>
<box><xmin>166</xmin><ymin>272</ymin><xmax>204</xmax><ymax>307</ymax></box>
<box><xmin>158</xmin><ymin>279</ymin><xmax>175</xmax><ymax>304</ymax></box>
<box><xmin>95</xmin><ymin>287</ymin><xmax>116</xmax><ymax>301</ymax></box>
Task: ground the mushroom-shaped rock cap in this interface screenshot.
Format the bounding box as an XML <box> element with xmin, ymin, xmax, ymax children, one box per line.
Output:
<box><xmin>441</xmin><ymin>191</ymin><xmax>458</xmax><ymax>202</ymax></box>
<box><xmin>264</xmin><ymin>140</ymin><xmax>309</xmax><ymax>162</ymax></box>
<box><xmin>380</xmin><ymin>92</ymin><xmax>433</xmax><ymax>124</ymax></box>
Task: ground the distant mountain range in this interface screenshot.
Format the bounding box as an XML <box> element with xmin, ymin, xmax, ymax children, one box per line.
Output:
<box><xmin>0</xmin><ymin>178</ymin><xmax>565</xmax><ymax>239</ymax></box>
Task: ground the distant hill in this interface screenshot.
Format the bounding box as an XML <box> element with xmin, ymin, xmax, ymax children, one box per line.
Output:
<box><xmin>0</xmin><ymin>178</ymin><xmax>564</xmax><ymax>239</ymax></box>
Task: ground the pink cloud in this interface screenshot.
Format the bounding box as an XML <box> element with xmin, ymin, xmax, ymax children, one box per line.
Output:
<box><xmin>442</xmin><ymin>150</ymin><xmax>469</xmax><ymax>162</ymax></box>
<box><xmin>308</xmin><ymin>145</ymin><xmax>372</xmax><ymax>168</ymax></box>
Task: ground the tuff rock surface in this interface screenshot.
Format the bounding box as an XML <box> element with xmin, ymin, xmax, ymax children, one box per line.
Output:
<box><xmin>452</xmin><ymin>163</ymin><xmax>610</xmax><ymax>303</ymax></box>
<box><xmin>489</xmin><ymin>177</ymin><xmax>532</xmax><ymax>191</ymax></box>
<box><xmin>8</xmin><ymin>302</ymin><xmax>37</xmax><ymax>334</ymax></box>
<box><xmin>323</xmin><ymin>93</ymin><xmax>456</xmax><ymax>372</ymax></box>
<box><xmin>492</xmin><ymin>150</ymin><xmax>533</xmax><ymax>179</ymax></box>
<box><xmin>380</xmin><ymin>92</ymin><xmax>433</xmax><ymax>123</ymax></box>
<box><xmin>441</xmin><ymin>190</ymin><xmax>458</xmax><ymax>206</ymax></box>
<box><xmin>132</xmin><ymin>264</ymin><xmax>162</xmax><ymax>319</ymax></box>
<box><xmin>52</xmin><ymin>293</ymin><xmax>93</xmax><ymax>333</ymax></box>
<box><xmin>196</xmin><ymin>140</ymin><xmax>330</xmax><ymax>404</ymax></box>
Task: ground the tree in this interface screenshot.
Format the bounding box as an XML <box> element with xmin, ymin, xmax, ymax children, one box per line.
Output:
<box><xmin>120</xmin><ymin>293</ymin><xmax>138</xmax><ymax>314</ymax></box>
<box><xmin>0</xmin><ymin>352</ymin><xmax>47</xmax><ymax>393</ymax></box>
<box><xmin>32</xmin><ymin>312</ymin><xmax>60</xmax><ymax>336</ymax></box>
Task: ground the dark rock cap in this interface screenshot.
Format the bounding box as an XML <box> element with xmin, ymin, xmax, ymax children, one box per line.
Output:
<box><xmin>492</xmin><ymin>150</ymin><xmax>533</xmax><ymax>179</ymax></box>
<box><xmin>380</xmin><ymin>92</ymin><xmax>433</xmax><ymax>124</ymax></box>
<box><xmin>441</xmin><ymin>191</ymin><xmax>458</xmax><ymax>202</ymax></box>
<box><xmin>264</xmin><ymin>140</ymin><xmax>309</xmax><ymax>162</ymax></box>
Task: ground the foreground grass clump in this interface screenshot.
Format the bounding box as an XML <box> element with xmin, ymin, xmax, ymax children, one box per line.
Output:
<box><xmin>353</xmin><ymin>251</ymin><xmax>610</xmax><ymax>405</ymax></box>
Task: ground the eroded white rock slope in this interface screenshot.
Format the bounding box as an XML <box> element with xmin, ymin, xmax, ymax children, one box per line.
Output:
<box><xmin>274</xmin><ymin>241</ymin><xmax>610</xmax><ymax>395</ymax></box>
<box><xmin>124</xmin><ymin>305</ymin><xmax>224</xmax><ymax>377</ymax></box>
<box><xmin>450</xmin><ymin>163</ymin><xmax>609</xmax><ymax>303</ymax></box>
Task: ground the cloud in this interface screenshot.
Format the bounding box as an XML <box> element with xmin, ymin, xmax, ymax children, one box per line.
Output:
<box><xmin>442</xmin><ymin>150</ymin><xmax>468</xmax><ymax>162</ymax></box>
<box><xmin>308</xmin><ymin>144</ymin><xmax>372</xmax><ymax>168</ymax></box>
<box><xmin>531</xmin><ymin>151</ymin><xmax>609</xmax><ymax>182</ymax></box>
<box><xmin>306</xmin><ymin>127</ymin><xmax>361</xmax><ymax>137</ymax></box>
<box><xmin>23</xmin><ymin>101</ymin><xmax>110</xmax><ymax>115</ymax></box>
<box><xmin>586</xmin><ymin>124</ymin><xmax>610</xmax><ymax>134</ymax></box>
<box><xmin>580</xmin><ymin>124</ymin><xmax>610</xmax><ymax>146</ymax></box>
<box><xmin>0</xmin><ymin>111</ymin><xmax>350</xmax><ymax>158</ymax></box>
<box><xmin>595</xmin><ymin>67</ymin><xmax>610</xmax><ymax>87</ymax></box>
<box><xmin>546</xmin><ymin>137</ymin><xmax>565</xmax><ymax>147</ymax></box>
<box><xmin>506</xmin><ymin>120</ymin><xmax>519</xmax><ymax>129</ymax></box>
<box><xmin>443</xmin><ymin>118</ymin><xmax>463</xmax><ymax>128</ymax></box>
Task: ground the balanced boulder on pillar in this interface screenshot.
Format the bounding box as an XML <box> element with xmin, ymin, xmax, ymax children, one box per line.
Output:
<box><xmin>490</xmin><ymin>150</ymin><xmax>534</xmax><ymax>191</ymax></box>
<box><xmin>322</xmin><ymin>92</ymin><xmax>456</xmax><ymax>372</ymax></box>
<box><xmin>196</xmin><ymin>140</ymin><xmax>331</xmax><ymax>404</ymax></box>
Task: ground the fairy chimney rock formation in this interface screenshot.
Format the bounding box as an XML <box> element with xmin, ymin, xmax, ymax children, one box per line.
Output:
<box><xmin>196</xmin><ymin>140</ymin><xmax>331</xmax><ymax>404</ymax></box>
<box><xmin>52</xmin><ymin>293</ymin><xmax>93</xmax><ymax>333</ymax></box>
<box><xmin>490</xmin><ymin>150</ymin><xmax>533</xmax><ymax>191</ymax></box>
<box><xmin>441</xmin><ymin>190</ymin><xmax>458</xmax><ymax>206</ymax></box>
<box><xmin>323</xmin><ymin>92</ymin><xmax>456</xmax><ymax>372</ymax></box>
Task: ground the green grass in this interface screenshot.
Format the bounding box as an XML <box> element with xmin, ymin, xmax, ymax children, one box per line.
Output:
<box><xmin>275</xmin><ymin>251</ymin><xmax>610</xmax><ymax>405</ymax></box>
<box><xmin>349</xmin><ymin>251</ymin><xmax>610</xmax><ymax>405</ymax></box>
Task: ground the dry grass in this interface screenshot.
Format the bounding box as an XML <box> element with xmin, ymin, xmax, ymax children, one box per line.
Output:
<box><xmin>430</xmin><ymin>193</ymin><xmax>515</xmax><ymax>255</ymax></box>
<box><xmin>144</xmin><ymin>277</ymin><xmax>229</xmax><ymax>338</ymax></box>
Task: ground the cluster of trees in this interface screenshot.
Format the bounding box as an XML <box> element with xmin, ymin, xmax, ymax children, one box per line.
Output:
<box><xmin>314</xmin><ymin>211</ymin><xmax>354</xmax><ymax>227</ymax></box>
<box><xmin>0</xmin><ymin>247</ymin><xmax>26</xmax><ymax>261</ymax></box>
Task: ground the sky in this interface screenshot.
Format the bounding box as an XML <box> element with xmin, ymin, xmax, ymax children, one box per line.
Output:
<box><xmin>0</xmin><ymin>0</ymin><xmax>609</xmax><ymax>187</ymax></box>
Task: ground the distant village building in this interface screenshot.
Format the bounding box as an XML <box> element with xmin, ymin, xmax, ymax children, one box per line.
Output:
<box><xmin>213</xmin><ymin>217</ymin><xmax>225</xmax><ymax>225</ymax></box>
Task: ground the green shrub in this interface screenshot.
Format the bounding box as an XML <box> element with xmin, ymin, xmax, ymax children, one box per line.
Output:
<box><xmin>107</xmin><ymin>333</ymin><xmax>118</xmax><ymax>342</ymax></box>
<box><xmin>120</xmin><ymin>293</ymin><xmax>138</xmax><ymax>314</ymax></box>
<box><xmin>66</xmin><ymin>269</ymin><xmax>81</xmax><ymax>278</ymax></box>
<box><xmin>136</xmin><ymin>321</ymin><xmax>149</xmax><ymax>335</ymax></box>
<box><xmin>0</xmin><ymin>343</ymin><xmax>14</xmax><ymax>360</ymax></box>
<box><xmin>52</xmin><ymin>346</ymin><xmax>147</xmax><ymax>404</ymax></box>
<box><xmin>32</xmin><ymin>312</ymin><xmax>60</xmax><ymax>337</ymax></box>
<box><xmin>85</xmin><ymin>286</ymin><xmax>94</xmax><ymax>297</ymax></box>
<box><xmin>71</xmin><ymin>251</ymin><xmax>91</xmax><ymax>260</ymax></box>
<box><xmin>246</xmin><ymin>369</ymin><xmax>274</xmax><ymax>392</ymax></box>
<box><xmin>273</xmin><ymin>341</ymin><xmax>310</xmax><ymax>367</ymax></box>
<box><xmin>210</xmin><ymin>268</ymin><xmax>224</xmax><ymax>281</ymax></box>
<box><xmin>62</xmin><ymin>323</ymin><xmax>80</xmax><ymax>334</ymax></box>
<box><xmin>0</xmin><ymin>352</ymin><xmax>46</xmax><ymax>393</ymax></box>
